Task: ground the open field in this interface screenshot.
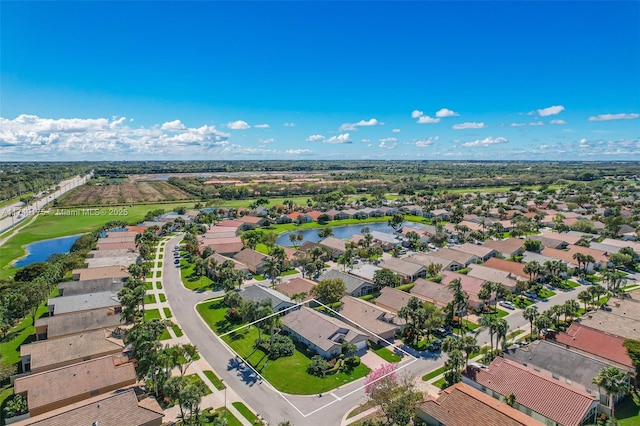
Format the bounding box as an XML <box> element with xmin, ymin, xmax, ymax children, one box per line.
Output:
<box><xmin>57</xmin><ymin>181</ymin><xmax>193</xmax><ymax>206</ymax></box>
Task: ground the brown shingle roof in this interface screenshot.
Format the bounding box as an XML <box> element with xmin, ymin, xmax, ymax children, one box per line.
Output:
<box><xmin>35</xmin><ymin>308</ymin><xmax>124</xmax><ymax>339</ymax></box>
<box><xmin>484</xmin><ymin>258</ymin><xmax>528</xmax><ymax>280</ymax></box>
<box><xmin>375</xmin><ymin>287</ymin><xmax>426</xmax><ymax>313</ymax></box>
<box><xmin>417</xmin><ymin>382</ymin><xmax>543</xmax><ymax>426</ymax></box>
<box><xmin>275</xmin><ymin>277</ymin><xmax>316</xmax><ymax>298</ymax></box>
<box><xmin>72</xmin><ymin>266</ymin><xmax>130</xmax><ymax>281</ymax></box>
<box><xmin>410</xmin><ymin>278</ymin><xmax>454</xmax><ymax>307</ymax></box>
<box><xmin>13</xmin><ymin>388</ymin><xmax>163</xmax><ymax>426</ymax></box>
<box><xmin>464</xmin><ymin>358</ymin><xmax>596</xmax><ymax>426</ymax></box>
<box><xmin>233</xmin><ymin>248</ymin><xmax>268</xmax><ymax>268</ymax></box>
<box><xmin>14</xmin><ymin>355</ymin><xmax>136</xmax><ymax>414</ymax></box>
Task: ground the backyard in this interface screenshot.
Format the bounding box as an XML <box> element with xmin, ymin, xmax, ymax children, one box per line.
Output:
<box><xmin>196</xmin><ymin>298</ymin><xmax>370</xmax><ymax>394</ymax></box>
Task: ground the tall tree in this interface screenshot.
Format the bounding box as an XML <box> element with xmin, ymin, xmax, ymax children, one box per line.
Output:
<box><xmin>592</xmin><ymin>366</ymin><xmax>630</xmax><ymax>422</ymax></box>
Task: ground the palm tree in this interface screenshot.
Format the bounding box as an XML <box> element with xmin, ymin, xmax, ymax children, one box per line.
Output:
<box><xmin>495</xmin><ymin>318</ymin><xmax>509</xmax><ymax>352</ymax></box>
<box><xmin>479</xmin><ymin>315</ymin><xmax>499</xmax><ymax>359</ymax></box>
<box><xmin>264</xmin><ymin>257</ymin><xmax>281</xmax><ymax>287</ymax></box>
<box><xmin>523</xmin><ymin>306</ymin><xmax>540</xmax><ymax>338</ymax></box>
<box><xmin>592</xmin><ymin>366</ymin><xmax>630</xmax><ymax>422</ymax></box>
<box><xmin>578</xmin><ymin>289</ymin><xmax>591</xmax><ymax>312</ymax></box>
<box><xmin>459</xmin><ymin>335</ymin><xmax>480</xmax><ymax>367</ymax></box>
<box><xmin>523</xmin><ymin>261</ymin><xmax>542</xmax><ymax>283</ymax></box>
<box><xmin>589</xmin><ymin>284</ymin><xmax>607</xmax><ymax>307</ymax></box>
<box><xmin>563</xmin><ymin>299</ymin><xmax>580</xmax><ymax>324</ymax></box>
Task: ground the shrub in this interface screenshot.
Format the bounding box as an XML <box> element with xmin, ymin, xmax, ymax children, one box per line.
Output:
<box><xmin>345</xmin><ymin>356</ymin><xmax>361</xmax><ymax>367</ymax></box>
<box><xmin>307</xmin><ymin>355</ymin><xmax>328</xmax><ymax>377</ymax></box>
<box><xmin>268</xmin><ymin>334</ymin><xmax>295</xmax><ymax>360</ymax></box>
<box><xmin>3</xmin><ymin>394</ymin><xmax>28</xmax><ymax>418</ymax></box>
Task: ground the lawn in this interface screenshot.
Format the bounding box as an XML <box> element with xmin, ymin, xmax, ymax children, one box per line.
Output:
<box><xmin>156</xmin><ymin>281</ymin><xmax>163</xmax><ymax>289</ymax></box>
<box><xmin>422</xmin><ymin>366</ymin><xmax>446</xmax><ymax>382</ymax></box>
<box><xmin>280</xmin><ymin>269</ymin><xmax>298</xmax><ymax>277</ymax></box>
<box><xmin>453</xmin><ymin>319</ymin><xmax>479</xmax><ymax>335</ymax></box>
<box><xmin>196</xmin><ymin>299</ymin><xmax>371</xmax><ymax>395</ymax></box>
<box><xmin>563</xmin><ymin>280</ymin><xmax>581</xmax><ymax>289</ymax></box>
<box><xmin>513</xmin><ymin>296</ymin><xmax>533</xmax><ymax>309</ymax></box>
<box><xmin>369</xmin><ymin>341</ymin><xmax>402</xmax><ymax>363</ymax></box>
<box><xmin>163</xmin><ymin>307</ymin><xmax>173</xmax><ymax>318</ymax></box>
<box><xmin>184</xmin><ymin>374</ymin><xmax>212</xmax><ymax>395</ymax></box>
<box><xmin>433</xmin><ymin>377</ymin><xmax>447</xmax><ymax>389</ymax></box>
<box><xmin>232</xmin><ymin>402</ymin><xmax>258</xmax><ymax>424</ymax></box>
<box><xmin>145</xmin><ymin>281</ymin><xmax>153</xmax><ymax>290</ymax></box>
<box><xmin>155</xmin><ymin>270</ymin><xmax>162</xmax><ymax>278</ymax></box>
<box><xmin>538</xmin><ymin>288</ymin><xmax>556</xmax><ymax>299</ymax></box>
<box><xmin>617</xmin><ymin>391</ymin><xmax>640</xmax><ymax>426</ymax></box>
<box><xmin>347</xmin><ymin>400</ymin><xmax>376</xmax><ymax>419</ymax></box>
<box><xmin>159</xmin><ymin>293</ymin><xmax>167</xmax><ymax>303</ymax></box>
<box><xmin>180</xmin><ymin>259</ymin><xmax>214</xmax><ymax>291</ymax></box>
<box><xmin>144</xmin><ymin>294</ymin><xmax>157</xmax><ymax>305</ymax></box>
<box><xmin>160</xmin><ymin>322</ymin><xmax>183</xmax><ymax>340</ymax></box>
<box><xmin>203</xmin><ymin>370</ymin><xmax>226</xmax><ymax>390</ymax></box>
<box><xmin>144</xmin><ymin>308</ymin><xmax>161</xmax><ymax>321</ymax></box>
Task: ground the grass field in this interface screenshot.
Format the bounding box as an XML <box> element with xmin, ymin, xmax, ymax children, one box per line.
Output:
<box><xmin>57</xmin><ymin>181</ymin><xmax>193</xmax><ymax>206</ymax></box>
<box><xmin>617</xmin><ymin>391</ymin><xmax>640</xmax><ymax>426</ymax></box>
<box><xmin>203</xmin><ymin>370</ymin><xmax>226</xmax><ymax>390</ymax></box>
<box><xmin>180</xmin><ymin>258</ymin><xmax>214</xmax><ymax>291</ymax></box>
<box><xmin>144</xmin><ymin>308</ymin><xmax>161</xmax><ymax>321</ymax></box>
<box><xmin>196</xmin><ymin>299</ymin><xmax>370</xmax><ymax>394</ymax></box>
<box><xmin>369</xmin><ymin>341</ymin><xmax>402</xmax><ymax>363</ymax></box>
<box><xmin>163</xmin><ymin>307</ymin><xmax>173</xmax><ymax>318</ymax></box>
<box><xmin>232</xmin><ymin>402</ymin><xmax>259</xmax><ymax>424</ymax></box>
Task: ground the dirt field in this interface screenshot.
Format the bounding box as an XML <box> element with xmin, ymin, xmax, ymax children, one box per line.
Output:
<box><xmin>58</xmin><ymin>181</ymin><xmax>193</xmax><ymax>206</ymax></box>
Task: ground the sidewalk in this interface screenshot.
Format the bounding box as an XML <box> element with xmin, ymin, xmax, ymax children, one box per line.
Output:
<box><xmin>149</xmin><ymin>237</ymin><xmax>256</xmax><ymax>425</ymax></box>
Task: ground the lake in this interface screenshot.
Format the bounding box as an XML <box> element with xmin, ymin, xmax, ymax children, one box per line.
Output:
<box><xmin>14</xmin><ymin>235</ymin><xmax>82</xmax><ymax>268</ymax></box>
<box><xmin>275</xmin><ymin>221</ymin><xmax>421</xmax><ymax>246</ymax></box>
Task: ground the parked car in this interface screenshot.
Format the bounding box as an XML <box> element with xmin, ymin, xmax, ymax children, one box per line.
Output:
<box><xmin>499</xmin><ymin>300</ymin><xmax>515</xmax><ymax>310</ymax></box>
<box><xmin>428</xmin><ymin>339</ymin><xmax>442</xmax><ymax>351</ymax></box>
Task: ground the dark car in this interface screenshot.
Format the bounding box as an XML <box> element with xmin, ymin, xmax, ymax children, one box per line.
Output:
<box><xmin>428</xmin><ymin>339</ymin><xmax>442</xmax><ymax>351</ymax></box>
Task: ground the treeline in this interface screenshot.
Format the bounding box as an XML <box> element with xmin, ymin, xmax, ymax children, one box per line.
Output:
<box><xmin>0</xmin><ymin>163</ymin><xmax>92</xmax><ymax>202</ymax></box>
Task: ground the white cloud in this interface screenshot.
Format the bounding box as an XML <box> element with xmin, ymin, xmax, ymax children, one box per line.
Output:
<box><xmin>379</xmin><ymin>138</ymin><xmax>397</xmax><ymax>149</ymax></box>
<box><xmin>452</xmin><ymin>122</ymin><xmax>485</xmax><ymax>130</ymax></box>
<box><xmin>161</xmin><ymin>119</ymin><xmax>186</xmax><ymax>131</ymax></box>
<box><xmin>461</xmin><ymin>136</ymin><xmax>508</xmax><ymax>148</ymax></box>
<box><xmin>510</xmin><ymin>122</ymin><xmax>526</xmax><ymax>127</ymax></box>
<box><xmin>306</xmin><ymin>134</ymin><xmax>325</xmax><ymax>142</ymax></box>
<box><xmin>435</xmin><ymin>108</ymin><xmax>459</xmax><ymax>118</ymax></box>
<box><xmin>529</xmin><ymin>121</ymin><xmax>545</xmax><ymax>126</ymax></box>
<box><xmin>550</xmin><ymin>119</ymin><xmax>567</xmax><ymax>125</ymax></box>
<box><xmin>283</xmin><ymin>122</ymin><xmax>295</xmax><ymax>127</ymax></box>
<box><xmin>285</xmin><ymin>149</ymin><xmax>312</xmax><ymax>155</ymax></box>
<box><xmin>227</xmin><ymin>120</ymin><xmax>250</xmax><ymax>130</ymax></box>
<box><xmin>537</xmin><ymin>105</ymin><xmax>565</xmax><ymax>117</ymax></box>
<box><xmin>258</xmin><ymin>138</ymin><xmax>274</xmax><ymax>144</ymax></box>
<box><xmin>411</xmin><ymin>110</ymin><xmax>424</xmax><ymax>118</ymax></box>
<box><xmin>361</xmin><ymin>138</ymin><xmax>370</xmax><ymax>143</ymax></box>
<box><xmin>392</xmin><ymin>128</ymin><xmax>401</xmax><ymax>133</ymax></box>
<box><xmin>254</xmin><ymin>123</ymin><xmax>270</xmax><ymax>128</ymax></box>
<box><xmin>325</xmin><ymin>133</ymin><xmax>352</xmax><ymax>144</ymax></box>
<box><xmin>417</xmin><ymin>115</ymin><xmax>440</xmax><ymax>124</ymax></box>
<box><xmin>588</xmin><ymin>113</ymin><xmax>640</xmax><ymax>121</ymax></box>
<box><xmin>339</xmin><ymin>118</ymin><xmax>381</xmax><ymax>131</ymax></box>
<box><xmin>415</xmin><ymin>136</ymin><xmax>437</xmax><ymax>147</ymax></box>
<box><xmin>0</xmin><ymin>114</ymin><xmax>230</xmax><ymax>160</ymax></box>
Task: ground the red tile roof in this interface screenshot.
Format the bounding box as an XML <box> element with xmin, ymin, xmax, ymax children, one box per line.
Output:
<box><xmin>464</xmin><ymin>358</ymin><xmax>596</xmax><ymax>426</ymax></box>
<box><xmin>417</xmin><ymin>382</ymin><xmax>543</xmax><ymax>426</ymax></box>
<box><xmin>546</xmin><ymin>323</ymin><xmax>633</xmax><ymax>369</ymax></box>
<box><xmin>484</xmin><ymin>257</ymin><xmax>528</xmax><ymax>280</ymax></box>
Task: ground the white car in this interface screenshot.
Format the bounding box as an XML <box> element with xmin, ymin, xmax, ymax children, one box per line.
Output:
<box><xmin>499</xmin><ymin>301</ymin><xmax>515</xmax><ymax>310</ymax></box>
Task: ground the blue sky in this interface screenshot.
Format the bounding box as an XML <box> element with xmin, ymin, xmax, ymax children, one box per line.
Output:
<box><xmin>1</xmin><ymin>1</ymin><xmax>639</xmax><ymax>161</ymax></box>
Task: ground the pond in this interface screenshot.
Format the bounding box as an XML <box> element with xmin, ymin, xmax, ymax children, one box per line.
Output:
<box><xmin>275</xmin><ymin>221</ymin><xmax>422</xmax><ymax>246</ymax></box>
<box><xmin>13</xmin><ymin>235</ymin><xmax>82</xmax><ymax>268</ymax></box>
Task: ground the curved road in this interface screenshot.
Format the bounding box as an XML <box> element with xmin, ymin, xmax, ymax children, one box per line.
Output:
<box><xmin>162</xmin><ymin>235</ymin><xmax>586</xmax><ymax>425</ymax></box>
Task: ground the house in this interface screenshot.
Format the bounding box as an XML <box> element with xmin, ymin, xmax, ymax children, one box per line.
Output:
<box><xmin>13</xmin><ymin>355</ymin><xmax>137</xmax><ymax>417</ymax></box>
<box><xmin>34</xmin><ymin>308</ymin><xmax>124</xmax><ymax>341</ymax></box>
<box><xmin>327</xmin><ymin>209</ymin><xmax>350</xmax><ymax>220</ymax></box>
<box><xmin>529</xmin><ymin>235</ymin><xmax>569</xmax><ymax>250</ymax></box>
<box><xmin>410</xmin><ymin>279</ymin><xmax>454</xmax><ymax>308</ymax></box>
<box><xmin>86</xmin><ymin>248</ymin><xmax>137</xmax><ymax>259</ymax></box>
<box><xmin>377</xmin><ymin>258</ymin><xmax>426</xmax><ymax>283</ymax></box>
<box><xmin>463</xmin><ymin>358</ymin><xmax>597</xmax><ymax>426</ymax></box>
<box><xmin>233</xmin><ymin>248</ymin><xmax>269</xmax><ymax>274</ymax></box>
<box><xmin>85</xmin><ymin>251</ymin><xmax>138</xmax><ymax>268</ymax></box>
<box><xmin>451</xmin><ymin>243</ymin><xmax>498</xmax><ymax>262</ymax></box>
<box><xmin>71</xmin><ymin>266</ymin><xmax>130</xmax><ymax>282</ymax></box>
<box><xmin>574</xmin><ymin>299</ymin><xmax>640</xmax><ymax>340</ymax></box>
<box><xmin>281</xmin><ymin>307</ymin><xmax>368</xmax><ymax>358</ymax></box>
<box><xmin>275</xmin><ymin>277</ymin><xmax>316</xmax><ymax>300</ymax></box>
<box><xmin>57</xmin><ymin>277</ymin><xmax>126</xmax><ymax>297</ymax></box>
<box><xmin>348</xmin><ymin>263</ymin><xmax>383</xmax><ymax>283</ymax></box>
<box><xmin>11</xmin><ymin>388</ymin><xmax>163</xmax><ymax>426</ymax></box>
<box><xmin>20</xmin><ymin>328</ymin><xmax>125</xmax><ymax>374</ymax></box>
<box><xmin>318</xmin><ymin>237</ymin><xmax>346</xmax><ymax>259</ymax></box>
<box><xmin>207</xmin><ymin>253</ymin><xmax>250</xmax><ymax>275</ymax></box>
<box><xmin>467</xmin><ymin>264</ymin><xmax>518</xmax><ymax>292</ymax></box>
<box><xmin>203</xmin><ymin>226</ymin><xmax>239</xmax><ymax>238</ymax></box>
<box><xmin>204</xmin><ymin>240</ymin><xmax>245</xmax><ymax>256</ymax></box>
<box><xmin>95</xmin><ymin>241</ymin><xmax>138</xmax><ymax>252</ymax></box>
<box><xmin>239</xmin><ymin>285</ymin><xmax>294</xmax><ymax>312</ymax></box>
<box><xmin>319</xmin><ymin>269</ymin><xmax>374</xmax><ymax>297</ymax></box>
<box><xmin>435</xmin><ymin>248</ymin><xmax>479</xmax><ymax>268</ymax></box>
<box><xmin>540</xmin><ymin>231</ymin><xmax>587</xmax><ymax>246</ymax></box>
<box><xmin>430</xmin><ymin>209</ymin><xmax>450</xmax><ymax>220</ymax></box>
<box><xmin>236</xmin><ymin>215</ymin><xmax>267</xmax><ymax>228</ymax></box>
<box><xmin>287</xmin><ymin>212</ymin><xmax>313</xmax><ymax>223</ymax></box>
<box><xmin>375</xmin><ymin>286</ymin><xmax>427</xmax><ymax>313</ymax></box>
<box><xmin>370</xmin><ymin>231</ymin><xmax>402</xmax><ymax>249</ymax></box>
<box><xmin>47</xmin><ymin>292</ymin><xmax>121</xmax><ymax>317</ymax></box>
<box><xmin>416</xmin><ymin>382</ymin><xmax>544</xmax><ymax>426</ymax></box>
<box><xmin>545</xmin><ymin>323</ymin><xmax>634</xmax><ymax>370</ymax></box>
<box><xmin>440</xmin><ymin>271</ymin><xmax>484</xmax><ymax>308</ymax></box>
<box><xmin>338</xmin><ymin>296</ymin><xmax>403</xmax><ymax>343</ymax></box>
<box><xmin>483</xmin><ymin>258</ymin><xmax>529</xmax><ymax>281</ymax></box>
<box><xmin>504</xmin><ymin>340</ymin><xmax>633</xmax><ymax>415</ymax></box>
<box><xmin>404</xmin><ymin>253</ymin><xmax>461</xmax><ymax>272</ymax></box>
<box><xmin>482</xmin><ymin>239</ymin><xmax>525</xmax><ymax>258</ymax></box>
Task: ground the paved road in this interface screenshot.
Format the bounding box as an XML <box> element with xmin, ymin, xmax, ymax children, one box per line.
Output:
<box><xmin>162</xmin><ymin>235</ymin><xmax>588</xmax><ymax>425</ymax></box>
<box><xmin>0</xmin><ymin>174</ymin><xmax>91</xmax><ymax>234</ymax></box>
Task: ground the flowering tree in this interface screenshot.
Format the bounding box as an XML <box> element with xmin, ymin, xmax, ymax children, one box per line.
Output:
<box><xmin>364</xmin><ymin>364</ymin><xmax>421</xmax><ymax>425</ymax></box>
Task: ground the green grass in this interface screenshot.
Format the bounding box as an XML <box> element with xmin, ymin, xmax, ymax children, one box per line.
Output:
<box><xmin>158</xmin><ymin>254</ymin><xmax>163</xmax><ymax>259</ymax></box>
<box><xmin>144</xmin><ymin>308</ymin><xmax>161</xmax><ymax>321</ymax></box>
<box><xmin>156</xmin><ymin>281</ymin><xmax>163</xmax><ymax>289</ymax></box>
<box><xmin>163</xmin><ymin>307</ymin><xmax>173</xmax><ymax>318</ymax></box>
<box><xmin>617</xmin><ymin>391</ymin><xmax>640</xmax><ymax>426</ymax></box>
<box><xmin>538</xmin><ymin>288</ymin><xmax>556</xmax><ymax>299</ymax></box>
<box><xmin>0</xmin><ymin>383</ymin><xmax>14</xmax><ymax>415</ymax></box>
<box><xmin>433</xmin><ymin>377</ymin><xmax>447</xmax><ymax>389</ymax></box>
<box><xmin>513</xmin><ymin>296</ymin><xmax>533</xmax><ymax>309</ymax></box>
<box><xmin>422</xmin><ymin>366</ymin><xmax>446</xmax><ymax>382</ymax></box>
<box><xmin>196</xmin><ymin>299</ymin><xmax>370</xmax><ymax>394</ymax></box>
<box><xmin>214</xmin><ymin>408</ymin><xmax>243</xmax><ymax>426</ymax></box>
<box><xmin>347</xmin><ymin>400</ymin><xmax>376</xmax><ymax>419</ymax></box>
<box><xmin>369</xmin><ymin>341</ymin><xmax>402</xmax><ymax>363</ymax></box>
<box><xmin>155</xmin><ymin>270</ymin><xmax>162</xmax><ymax>278</ymax></box>
<box><xmin>145</xmin><ymin>281</ymin><xmax>153</xmax><ymax>290</ymax></box>
<box><xmin>252</xmin><ymin>274</ymin><xmax>266</xmax><ymax>281</ymax></box>
<box><xmin>157</xmin><ymin>261</ymin><xmax>163</xmax><ymax>268</ymax></box>
<box><xmin>144</xmin><ymin>294</ymin><xmax>157</xmax><ymax>305</ymax></box>
<box><xmin>184</xmin><ymin>374</ymin><xmax>213</xmax><ymax>395</ymax></box>
<box><xmin>280</xmin><ymin>269</ymin><xmax>298</xmax><ymax>277</ymax></box>
<box><xmin>255</xmin><ymin>243</ymin><xmax>269</xmax><ymax>254</ymax></box>
<box><xmin>564</xmin><ymin>280</ymin><xmax>581</xmax><ymax>289</ymax></box>
<box><xmin>158</xmin><ymin>293</ymin><xmax>167</xmax><ymax>303</ymax></box>
<box><xmin>160</xmin><ymin>322</ymin><xmax>183</xmax><ymax>340</ymax></box>
<box><xmin>180</xmin><ymin>259</ymin><xmax>214</xmax><ymax>291</ymax></box>
<box><xmin>453</xmin><ymin>319</ymin><xmax>479</xmax><ymax>335</ymax></box>
<box><xmin>231</xmin><ymin>402</ymin><xmax>258</xmax><ymax>424</ymax></box>
<box><xmin>622</xmin><ymin>284</ymin><xmax>640</xmax><ymax>292</ymax></box>
<box><xmin>203</xmin><ymin>370</ymin><xmax>226</xmax><ymax>390</ymax></box>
